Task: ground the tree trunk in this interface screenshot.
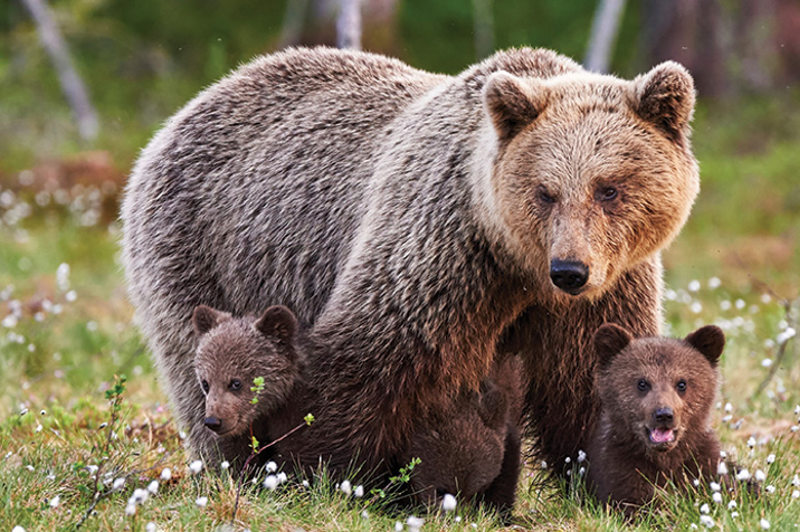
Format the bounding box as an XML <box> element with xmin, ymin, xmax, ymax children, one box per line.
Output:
<box><xmin>337</xmin><ymin>0</ymin><xmax>362</xmax><ymax>50</ymax></box>
<box><xmin>585</xmin><ymin>0</ymin><xmax>626</xmax><ymax>73</ymax></box>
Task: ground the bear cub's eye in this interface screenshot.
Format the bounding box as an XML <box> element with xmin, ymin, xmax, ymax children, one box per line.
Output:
<box><xmin>537</xmin><ymin>186</ymin><xmax>557</xmax><ymax>205</ymax></box>
<box><xmin>676</xmin><ymin>379</ymin><xmax>687</xmax><ymax>393</ymax></box>
<box><xmin>596</xmin><ymin>186</ymin><xmax>618</xmax><ymax>202</ymax></box>
<box><xmin>229</xmin><ymin>378</ymin><xmax>242</xmax><ymax>391</ymax></box>
<box><xmin>201</xmin><ymin>380</ymin><xmax>209</xmax><ymax>394</ymax></box>
<box><xmin>637</xmin><ymin>378</ymin><xmax>650</xmax><ymax>392</ymax></box>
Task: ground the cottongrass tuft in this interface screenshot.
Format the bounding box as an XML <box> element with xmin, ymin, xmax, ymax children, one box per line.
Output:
<box><xmin>699</xmin><ymin>503</ymin><xmax>710</xmax><ymax>514</ymax></box>
<box><xmin>12</xmin><ymin>526</ymin><xmax>26</xmax><ymax>532</ymax></box>
<box><xmin>766</xmin><ymin>453</ymin><xmax>775</xmax><ymax>464</ymax></box>
<box><xmin>760</xmin><ymin>518</ymin><xmax>770</xmax><ymax>529</ymax></box>
<box><xmin>736</xmin><ymin>468</ymin><xmax>751</xmax><ymax>481</ymax></box>
<box><xmin>188</xmin><ymin>460</ymin><xmax>203</xmax><ymax>475</ymax></box>
<box><xmin>406</xmin><ymin>515</ymin><xmax>424</xmax><ymax>532</ymax></box>
<box><xmin>353</xmin><ymin>484</ymin><xmax>364</xmax><ymax>498</ymax></box>
<box><xmin>147</xmin><ymin>480</ymin><xmax>159</xmax><ymax>495</ymax></box>
<box><xmin>712</xmin><ymin>492</ymin><xmax>722</xmax><ymax>504</ymax></box>
<box><xmin>220</xmin><ymin>460</ymin><xmax>230</xmax><ymax>470</ymax></box>
<box><xmin>49</xmin><ymin>495</ymin><xmax>60</xmax><ymax>508</ymax></box>
<box><xmin>755</xmin><ymin>469</ymin><xmax>766</xmax><ymax>482</ymax></box>
<box><xmin>195</xmin><ymin>496</ymin><xmax>208</xmax><ymax>508</ymax></box>
<box><xmin>265</xmin><ymin>461</ymin><xmax>277</xmax><ymax>473</ymax></box>
<box><xmin>263</xmin><ymin>475</ymin><xmax>279</xmax><ymax>491</ymax></box>
<box><xmin>441</xmin><ymin>493</ymin><xmax>457</xmax><ymax>512</ymax></box>
<box><xmin>145</xmin><ymin>523</ymin><xmax>157</xmax><ymax>532</ymax></box>
<box><xmin>339</xmin><ymin>479</ymin><xmax>352</xmax><ymax>496</ymax></box>
<box><xmin>699</xmin><ymin>515</ymin><xmax>714</xmax><ymax>528</ymax></box>
<box><xmin>710</xmin><ymin>481</ymin><xmax>721</xmax><ymax>492</ymax></box>
<box><xmin>112</xmin><ymin>477</ymin><xmax>125</xmax><ymax>490</ymax></box>
<box><xmin>160</xmin><ymin>468</ymin><xmax>172</xmax><ymax>481</ymax></box>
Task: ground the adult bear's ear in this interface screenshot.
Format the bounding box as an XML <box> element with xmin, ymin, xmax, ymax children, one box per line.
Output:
<box><xmin>483</xmin><ymin>71</ymin><xmax>548</xmax><ymax>142</ymax></box>
<box><xmin>685</xmin><ymin>325</ymin><xmax>725</xmax><ymax>367</ymax></box>
<box><xmin>255</xmin><ymin>305</ymin><xmax>297</xmax><ymax>344</ymax></box>
<box><xmin>192</xmin><ymin>305</ymin><xmax>228</xmax><ymax>336</ymax></box>
<box><xmin>593</xmin><ymin>323</ymin><xmax>632</xmax><ymax>369</ymax></box>
<box><xmin>631</xmin><ymin>61</ymin><xmax>695</xmax><ymax>141</ymax></box>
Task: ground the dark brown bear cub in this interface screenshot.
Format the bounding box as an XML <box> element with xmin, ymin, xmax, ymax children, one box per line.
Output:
<box><xmin>192</xmin><ymin>304</ymin><xmax>522</xmax><ymax>511</ymax></box>
<box><xmin>585</xmin><ymin>323</ymin><xmax>725</xmax><ymax>513</ymax></box>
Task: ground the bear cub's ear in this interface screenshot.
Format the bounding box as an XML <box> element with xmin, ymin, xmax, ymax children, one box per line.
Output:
<box><xmin>477</xmin><ymin>379</ymin><xmax>508</xmax><ymax>431</ymax></box>
<box><xmin>192</xmin><ymin>305</ymin><xmax>229</xmax><ymax>336</ymax></box>
<box><xmin>685</xmin><ymin>325</ymin><xmax>725</xmax><ymax>367</ymax></box>
<box><xmin>483</xmin><ymin>71</ymin><xmax>548</xmax><ymax>142</ymax></box>
<box><xmin>632</xmin><ymin>61</ymin><xmax>696</xmax><ymax>141</ymax></box>
<box><xmin>593</xmin><ymin>323</ymin><xmax>633</xmax><ymax>369</ymax></box>
<box><xmin>255</xmin><ymin>305</ymin><xmax>298</xmax><ymax>344</ymax></box>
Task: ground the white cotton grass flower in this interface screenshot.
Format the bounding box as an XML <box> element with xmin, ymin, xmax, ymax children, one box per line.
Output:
<box><xmin>195</xmin><ymin>496</ymin><xmax>208</xmax><ymax>508</ymax></box>
<box><xmin>736</xmin><ymin>469</ymin><xmax>751</xmax><ymax>481</ymax></box>
<box><xmin>777</xmin><ymin>327</ymin><xmax>797</xmax><ymax>344</ymax></box>
<box><xmin>339</xmin><ymin>479</ymin><xmax>352</xmax><ymax>495</ymax></box>
<box><xmin>160</xmin><ymin>468</ymin><xmax>172</xmax><ymax>481</ymax></box>
<box><xmin>263</xmin><ymin>475</ymin><xmax>279</xmax><ymax>491</ymax></box>
<box><xmin>710</xmin><ymin>481</ymin><xmax>721</xmax><ymax>492</ymax></box>
<box><xmin>56</xmin><ymin>263</ymin><xmax>70</xmax><ymax>291</ymax></box>
<box><xmin>724</xmin><ymin>402</ymin><xmax>733</xmax><ymax>413</ymax></box>
<box><xmin>393</xmin><ymin>522</ymin><xmax>403</xmax><ymax>532</ymax></box>
<box><xmin>301</xmin><ymin>480</ymin><xmax>310</xmax><ymax>488</ymax></box>
<box><xmin>125</xmin><ymin>502</ymin><xmax>136</xmax><ymax>516</ymax></box>
<box><xmin>220</xmin><ymin>460</ymin><xmax>230</xmax><ymax>470</ymax></box>
<box><xmin>760</xmin><ymin>518</ymin><xmax>771</xmax><ymax>529</ymax></box>
<box><xmin>699</xmin><ymin>515</ymin><xmax>714</xmax><ymax>528</ymax></box>
<box><xmin>700</xmin><ymin>503</ymin><xmax>710</xmax><ymax>514</ymax></box>
<box><xmin>265</xmin><ymin>461</ymin><xmax>277</xmax><ymax>473</ymax></box>
<box><xmin>727</xmin><ymin>500</ymin><xmax>737</xmax><ymax>510</ymax></box>
<box><xmin>735</xmin><ymin>299</ymin><xmax>745</xmax><ymax>310</ymax></box>
<box><xmin>49</xmin><ymin>495</ymin><xmax>61</xmax><ymax>508</ymax></box>
<box><xmin>720</xmin><ymin>300</ymin><xmax>732</xmax><ymax>311</ymax></box>
<box><xmin>708</xmin><ymin>277</ymin><xmax>721</xmax><ymax>289</ymax></box>
<box><xmin>690</xmin><ymin>301</ymin><xmax>703</xmax><ymax>314</ymax></box>
<box><xmin>688</xmin><ymin>280</ymin><xmax>701</xmax><ymax>292</ymax></box>
<box><xmin>730</xmin><ymin>511</ymin><xmax>739</xmax><ymax>518</ymax></box>
<box><xmin>755</xmin><ymin>469</ymin><xmax>766</xmax><ymax>482</ymax></box>
<box><xmin>792</xmin><ymin>475</ymin><xmax>800</xmax><ymax>487</ymax></box>
<box><xmin>354</xmin><ymin>484</ymin><xmax>364</xmax><ymax>498</ymax></box>
<box><xmin>693</xmin><ymin>478</ymin><xmax>701</xmax><ymax>487</ymax></box>
<box><xmin>360</xmin><ymin>510</ymin><xmax>369</xmax><ymax>519</ymax></box>
<box><xmin>145</xmin><ymin>523</ymin><xmax>157</xmax><ymax>532</ymax></box>
<box><xmin>188</xmin><ymin>460</ymin><xmax>203</xmax><ymax>474</ymax></box>
<box><xmin>747</xmin><ymin>437</ymin><xmax>757</xmax><ymax>448</ymax></box>
<box><xmin>112</xmin><ymin>478</ymin><xmax>125</xmax><ymax>490</ymax></box>
<box><xmin>147</xmin><ymin>480</ymin><xmax>159</xmax><ymax>495</ymax></box>
<box><xmin>406</xmin><ymin>516</ymin><xmax>424</xmax><ymax>532</ymax></box>
<box><xmin>766</xmin><ymin>485</ymin><xmax>776</xmax><ymax>494</ymax></box>
<box><xmin>712</xmin><ymin>492</ymin><xmax>722</xmax><ymax>504</ymax></box>
<box><xmin>577</xmin><ymin>449</ymin><xmax>586</xmax><ymax>463</ymax></box>
<box><xmin>130</xmin><ymin>488</ymin><xmax>148</xmax><ymax>505</ymax></box>
<box><xmin>277</xmin><ymin>472</ymin><xmax>288</xmax><ymax>484</ymax></box>
<box><xmin>441</xmin><ymin>493</ymin><xmax>457</xmax><ymax>512</ymax></box>
<box><xmin>792</xmin><ymin>490</ymin><xmax>800</xmax><ymax>499</ymax></box>
<box><xmin>761</xmin><ymin>358</ymin><xmax>773</xmax><ymax>368</ymax></box>
<box><xmin>12</xmin><ymin>526</ymin><xmax>26</xmax><ymax>532</ymax></box>
<box><xmin>766</xmin><ymin>453</ymin><xmax>776</xmax><ymax>464</ymax></box>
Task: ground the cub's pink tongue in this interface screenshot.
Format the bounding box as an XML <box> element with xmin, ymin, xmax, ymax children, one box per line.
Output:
<box><xmin>650</xmin><ymin>428</ymin><xmax>674</xmax><ymax>443</ymax></box>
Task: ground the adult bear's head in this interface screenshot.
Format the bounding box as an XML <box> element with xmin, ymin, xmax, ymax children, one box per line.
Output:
<box><xmin>479</xmin><ymin>61</ymin><xmax>698</xmax><ymax>301</ymax></box>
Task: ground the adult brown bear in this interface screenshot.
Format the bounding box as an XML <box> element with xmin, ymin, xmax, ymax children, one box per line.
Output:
<box><xmin>121</xmin><ymin>47</ymin><xmax>698</xmax><ymax>478</ymax></box>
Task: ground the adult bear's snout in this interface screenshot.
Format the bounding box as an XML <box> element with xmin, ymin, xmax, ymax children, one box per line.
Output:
<box><xmin>549</xmin><ymin>259</ymin><xmax>589</xmax><ymax>294</ymax></box>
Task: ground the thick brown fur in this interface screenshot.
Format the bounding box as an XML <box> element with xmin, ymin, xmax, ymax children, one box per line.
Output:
<box><xmin>121</xmin><ymin>46</ymin><xmax>699</xmax><ymax>476</ymax></box>
<box><xmin>585</xmin><ymin>323</ymin><xmax>725</xmax><ymax>513</ymax></box>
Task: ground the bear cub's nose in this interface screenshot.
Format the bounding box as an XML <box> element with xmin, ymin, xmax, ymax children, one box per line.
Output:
<box><xmin>653</xmin><ymin>407</ymin><xmax>674</xmax><ymax>426</ymax></box>
<box><xmin>204</xmin><ymin>416</ymin><xmax>223</xmax><ymax>432</ymax></box>
<box><xmin>549</xmin><ymin>259</ymin><xmax>589</xmax><ymax>293</ymax></box>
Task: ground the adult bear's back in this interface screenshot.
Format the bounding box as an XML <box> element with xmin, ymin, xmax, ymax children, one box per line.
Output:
<box><xmin>122</xmin><ymin>47</ymin><xmax>445</xmax><ymax>328</ymax></box>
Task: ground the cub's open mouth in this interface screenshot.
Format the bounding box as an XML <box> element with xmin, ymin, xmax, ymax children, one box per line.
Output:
<box><xmin>645</xmin><ymin>426</ymin><xmax>677</xmax><ymax>450</ymax></box>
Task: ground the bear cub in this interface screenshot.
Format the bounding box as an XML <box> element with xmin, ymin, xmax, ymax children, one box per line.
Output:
<box><xmin>192</xmin><ymin>303</ymin><xmax>522</xmax><ymax>510</ymax></box>
<box><xmin>585</xmin><ymin>323</ymin><xmax>726</xmax><ymax>512</ymax></box>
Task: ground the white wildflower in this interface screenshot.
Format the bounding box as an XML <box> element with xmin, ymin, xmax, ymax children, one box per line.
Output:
<box><xmin>360</xmin><ymin>510</ymin><xmax>369</xmax><ymax>519</ymax></box>
<box><xmin>3</xmin><ymin>314</ymin><xmax>19</xmax><ymax>328</ymax></box>
<box><xmin>792</xmin><ymin>490</ymin><xmax>799</xmax><ymax>499</ymax></box>
<box><xmin>777</xmin><ymin>327</ymin><xmax>796</xmax><ymax>344</ymax></box>
<box><xmin>693</xmin><ymin>478</ymin><xmax>701</xmax><ymax>487</ymax></box>
<box><xmin>130</xmin><ymin>488</ymin><xmax>148</xmax><ymax>505</ymax></box>
<box><xmin>688</xmin><ymin>280</ymin><xmax>701</xmax><ymax>292</ymax></box>
<box><xmin>188</xmin><ymin>460</ymin><xmax>203</xmax><ymax>474</ymax></box>
<box><xmin>760</xmin><ymin>518</ymin><xmax>770</xmax><ymax>529</ymax></box>
<box><xmin>708</xmin><ymin>277</ymin><xmax>721</xmax><ymax>289</ymax></box>
<box><xmin>577</xmin><ymin>449</ymin><xmax>587</xmax><ymax>463</ymax></box>
<box><xmin>339</xmin><ymin>479</ymin><xmax>352</xmax><ymax>495</ymax></box>
<box><xmin>730</xmin><ymin>511</ymin><xmax>739</xmax><ymax>518</ymax></box>
<box><xmin>56</xmin><ymin>263</ymin><xmax>70</xmax><ymax>291</ymax></box>
<box><xmin>49</xmin><ymin>495</ymin><xmax>60</xmax><ymax>508</ymax></box>
<box><xmin>263</xmin><ymin>475</ymin><xmax>279</xmax><ymax>491</ymax></box>
<box><xmin>755</xmin><ymin>469</ymin><xmax>766</xmax><ymax>482</ymax></box>
<box><xmin>145</xmin><ymin>523</ymin><xmax>157</xmax><ymax>532</ymax></box>
<box><xmin>728</xmin><ymin>500</ymin><xmax>737</xmax><ymax>510</ymax></box>
<box><xmin>761</xmin><ymin>358</ymin><xmax>773</xmax><ymax>368</ymax></box>
<box><xmin>710</xmin><ymin>482</ymin><xmax>721</xmax><ymax>492</ymax></box>
<box><xmin>301</xmin><ymin>480</ymin><xmax>310</xmax><ymax>488</ymax></box>
<box><xmin>794</xmin><ymin>405</ymin><xmax>800</xmax><ymax>416</ymax></box>
<box><xmin>690</xmin><ymin>524</ymin><xmax>698</xmax><ymax>530</ymax></box>
<box><xmin>760</xmin><ymin>293</ymin><xmax>771</xmax><ymax>304</ymax></box>
<box><xmin>720</xmin><ymin>300</ymin><xmax>731</xmax><ymax>311</ymax></box>
<box><xmin>393</xmin><ymin>522</ymin><xmax>403</xmax><ymax>532</ymax></box>
<box><xmin>766</xmin><ymin>485</ymin><xmax>775</xmax><ymax>494</ymax></box>
<box><xmin>735</xmin><ymin>469</ymin><xmax>751</xmax><ymax>481</ymax></box>
<box><xmin>690</xmin><ymin>301</ymin><xmax>703</xmax><ymax>314</ymax></box>
<box><xmin>699</xmin><ymin>515</ymin><xmax>714</xmax><ymax>528</ymax></box>
<box><xmin>147</xmin><ymin>480</ymin><xmax>159</xmax><ymax>495</ymax></box>
<box><xmin>178</xmin><ymin>430</ymin><xmax>187</xmax><ymax>440</ymax></box>
<box><xmin>406</xmin><ymin>516</ymin><xmax>424</xmax><ymax>531</ymax></box>
<box><xmin>277</xmin><ymin>472</ymin><xmax>288</xmax><ymax>484</ymax></box>
<box><xmin>766</xmin><ymin>453</ymin><xmax>775</xmax><ymax>464</ymax></box>
<box><xmin>125</xmin><ymin>502</ymin><xmax>136</xmax><ymax>516</ymax></box>
<box><xmin>724</xmin><ymin>402</ymin><xmax>733</xmax><ymax>413</ymax></box>
<box><xmin>700</xmin><ymin>503</ymin><xmax>710</xmax><ymax>514</ymax></box>
<box><xmin>112</xmin><ymin>478</ymin><xmax>125</xmax><ymax>490</ymax></box>
<box><xmin>747</xmin><ymin>436</ymin><xmax>757</xmax><ymax>448</ymax></box>
<box><xmin>735</xmin><ymin>299</ymin><xmax>745</xmax><ymax>310</ymax></box>
<box><xmin>35</xmin><ymin>423</ymin><xmax>42</xmax><ymax>433</ymax></box>
<box><xmin>540</xmin><ymin>460</ymin><xmax>548</xmax><ymax>469</ymax></box>
<box><xmin>441</xmin><ymin>493</ymin><xmax>457</xmax><ymax>512</ymax></box>
<box><xmin>160</xmin><ymin>468</ymin><xmax>172</xmax><ymax>481</ymax></box>
<box><xmin>265</xmin><ymin>461</ymin><xmax>277</xmax><ymax>473</ymax></box>
<box><xmin>354</xmin><ymin>484</ymin><xmax>364</xmax><ymax>498</ymax></box>
<box><xmin>712</xmin><ymin>492</ymin><xmax>722</xmax><ymax>504</ymax></box>
<box><xmin>220</xmin><ymin>460</ymin><xmax>230</xmax><ymax>470</ymax></box>
<box><xmin>65</xmin><ymin>290</ymin><xmax>77</xmax><ymax>303</ymax></box>
<box><xmin>25</xmin><ymin>465</ymin><xmax>35</xmax><ymax>472</ymax></box>
<box><xmin>12</xmin><ymin>526</ymin><xmax>26</xmax><ymax>532</ymax></box>
<box><xmin>195</xmin><ymin>496</ymin><xmax>208</xmax><ymax>508</ymax></box>
<box><xmin>564</xmin><ymin>456</ymin><xmax>571</xmax><ymax>464</ymax></box>
<box><xmin>792</xmin><ymin>474</ymin><xmax>800</xmax><ymax>487</ymax></box>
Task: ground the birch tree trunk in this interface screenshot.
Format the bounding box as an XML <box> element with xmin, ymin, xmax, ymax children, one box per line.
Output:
<box><xmin>337</xmin><ymin>0</ymin><xmax>362</xmax><ymax>50</ymax></box>
<box><xmin>585</xmin><ymin>0</ymin><xmax>626</xmax><ymax>73</ymax></box>
<box><xmin>20</xmin><ymin>0</ymin><xmax>99</xmax><ymax>141</ymax></box>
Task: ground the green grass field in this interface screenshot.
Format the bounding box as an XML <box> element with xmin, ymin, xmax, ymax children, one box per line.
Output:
<box><xmin>0</xmin><ymin>93</ymin><xmax>799</xmax><ymax>530</ymax></box>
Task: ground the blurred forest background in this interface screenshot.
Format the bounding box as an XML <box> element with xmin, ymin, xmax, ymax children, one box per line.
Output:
<box><xmin>1</xmin><ymin>2</ymin><xmax>799</xmax><ymax>530</ymax></box>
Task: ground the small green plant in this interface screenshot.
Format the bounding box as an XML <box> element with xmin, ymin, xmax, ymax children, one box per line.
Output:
<box><xmin>369</xmin><ymin>456</ymin><xmax>422</xmax><ymax>500</ymax></box>
<box><xmin>250</xmin><ymin>376</ymin><xmax>265</xmax><ymax>405</ymax></box>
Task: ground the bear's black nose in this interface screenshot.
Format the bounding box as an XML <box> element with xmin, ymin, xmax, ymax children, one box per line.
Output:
<box><xmin>550</xmin><ymin>260</ymin><xmax>589</xmax><ymax>294</ymax></box>
<box><xmin>653</xmin><ymin>407</ymin><xmax>674</xmax><ymax>425</ymax></box>
<box><xmin>204</xmin><ymin>416</ymin><xmax>222</xmax><ymax>432</ymax></box>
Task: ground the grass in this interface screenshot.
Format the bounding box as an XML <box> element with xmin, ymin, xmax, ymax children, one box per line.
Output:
<box><xmin>1</xmin><ymin>93</ymin><xmax>799</xmax><ymax>530</ymax></box>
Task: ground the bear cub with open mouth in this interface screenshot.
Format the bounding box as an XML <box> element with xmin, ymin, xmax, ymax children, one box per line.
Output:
<box><xmin>586</xmin><ymin>322</ymin><xmax>725</xmax><ymax>512</ymax></box>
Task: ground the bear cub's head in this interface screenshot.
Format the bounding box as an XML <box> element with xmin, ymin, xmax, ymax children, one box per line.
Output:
<box><xmin>192</xmin><ymin>304</ymin><xmax>301</xmax><ymax>438</ymax></box>
<box><xmin>593</xmin><ymin>323</ymin><xmax>724</xmax><ymax>454</ymax></box>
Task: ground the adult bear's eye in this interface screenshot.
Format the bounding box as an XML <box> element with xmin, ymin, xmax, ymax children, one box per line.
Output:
<box><xmin>537</xmin><ymin>186</ymin><xmax>557</xmax><ymax>205</ymax></box>
<box><xmin>201</xmin><ymin>380</ymin><xmax>209</xmax><ymax>393</ymax></box>
<box><xmin>676</xmin><ymin>379</ymin><xmax>687</xmax><ymax>393</ymax></box>
<box><xmin>637</xmin><ymin>378</ymin><xmax>650</xmax><ymax>392</ymax></box>
<box><xmin>229</xmin><ymin>379</ymin><xmax>242</xmax><ymax>391</ymax></box>
<box><xmin>596</xmin><ymin>186</ymin><xmax>618</xmax><ymax>202</ymax></box>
